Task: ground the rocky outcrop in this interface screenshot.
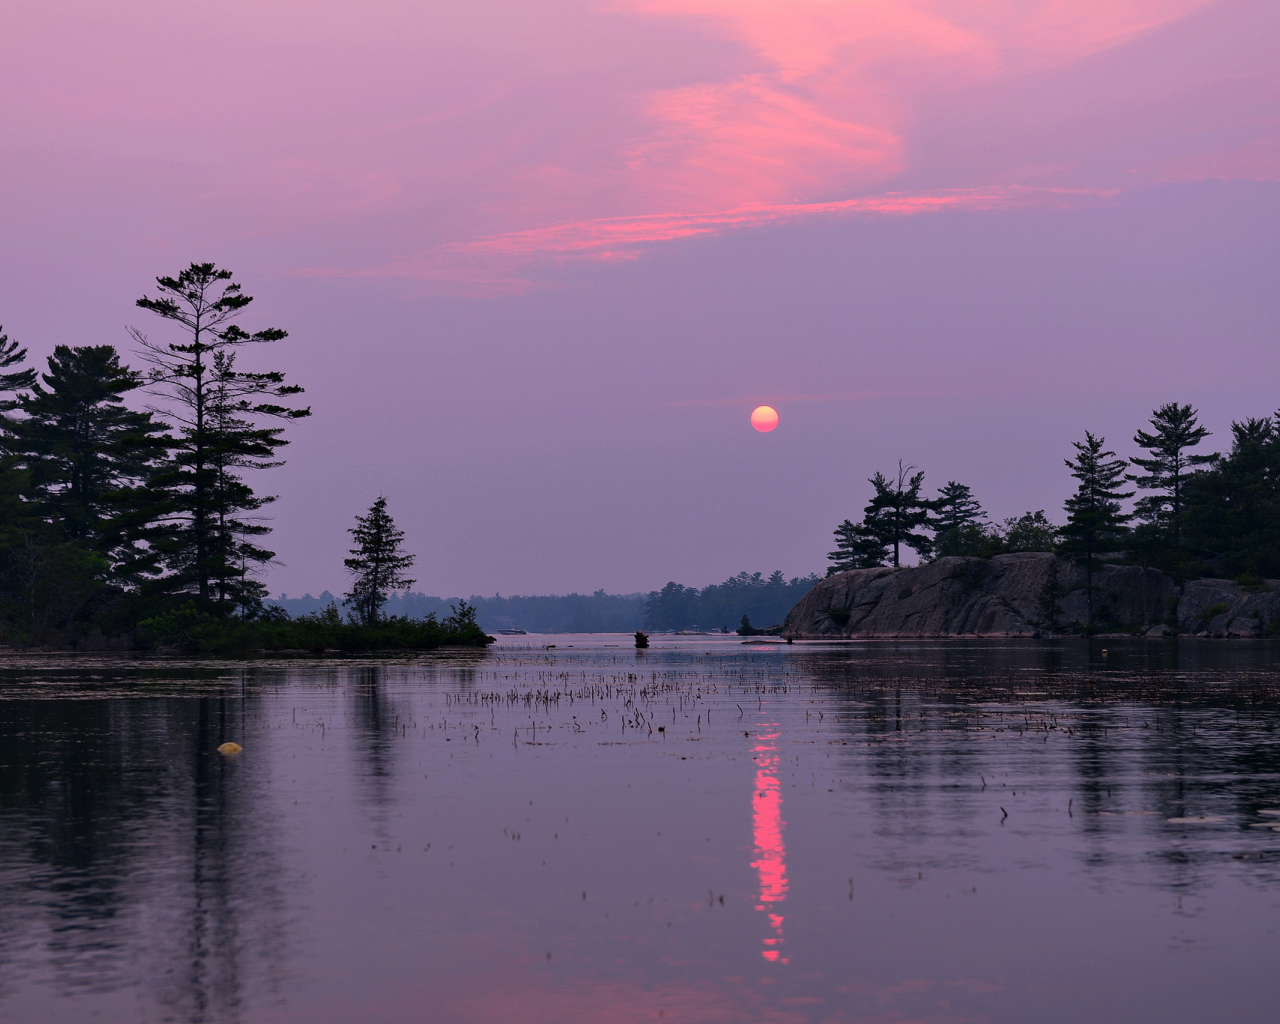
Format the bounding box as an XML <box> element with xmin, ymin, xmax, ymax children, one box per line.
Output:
<box><xmin>1178</xmin><ymin>579</ymin><xmax>1280</xmax><ymax>637</ymax></box>
<box><xmin>781</xmin><ymin>554</ymin><xmax>1279</xmax><ymax>638</ymax></box>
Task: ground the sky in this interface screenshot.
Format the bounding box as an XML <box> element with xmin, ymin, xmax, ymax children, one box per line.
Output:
<box><xmin>1</xmin><ymin>0</ymin><xmax>1277</xmax><ymax>597</ymax></box>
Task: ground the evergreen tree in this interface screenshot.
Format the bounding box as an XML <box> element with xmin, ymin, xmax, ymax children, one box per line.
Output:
<box><xmin>931</xmin><ymin>481</ymin><xmax>988</xmax><ymax>557</ymax></box>
<box><xmin>131</xmin><ymin>263</ymin><xmax>309</xmax><ymax>608</ymax></box>
<box><xmin>863</xmin><ymin>461</ymin><xmax>932</xmax><ymax>567</ymax></box>
<box><xmin>932</xmin><ymin>481</ymin><xmax>984</xmax><ymax>533</ymax></box>
<box><xmin>343</xmin><ymin>496</ymin><xmax>416</xmax><ymax>625</ymax></box>
<box><xmin>826</xmin><ymin>519</ymin><xmax>888</xmax><ymax>573</ymax></box>
<box><xmin>1127</xmin><ymin>403</ymin><xmax>1213</xmax><ymax>547</ymax></box>
<box><xmin>1183</xmin><ymin>415</ymin><xmax>1280</xmax><ymax>578</ymax></box>
<box><xmin>1060</xmin><ymin>432</ymin><xmax>1133</xmax><ymax>624</ymax></box>
<box><xmin>202</xmin><ymin>351</ymin><xmax>290</xmax><ymax>611</ymax></box>
<box><xmin>0</xmin><ymin>327</ymin><xmax>36</xmax><ymax>423</ymax></box>
<box><xmin>15</xmin><ymin>345</ymin><xmax>168</xmax><ymax>558</ymax></box>
<box><xmin>0</xmin><ymin>335</ymin><xmax>110</xmax><ymax>639</ymax></box>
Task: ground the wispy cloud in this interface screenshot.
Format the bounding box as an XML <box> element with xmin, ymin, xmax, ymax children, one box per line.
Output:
<box><xmin>293</xmin><ymin>185</ymin><xmax>1116</xmax><ymax>292</ymax></box>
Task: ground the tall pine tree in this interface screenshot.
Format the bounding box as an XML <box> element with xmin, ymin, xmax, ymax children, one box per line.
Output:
<box><xmin>1127</xmin><ymin>402</ymin><xmax>1213</xmax><ymax>548</ymax></box>
<box><xmin>1060</xmin><ymin>432</ymin><xmax>1133</xmax><ymax>624</ymax></box>
<box><xmin>131</xmin><ymin>263</ymin><xmax>309</xmax><ymax>609</ymax></box>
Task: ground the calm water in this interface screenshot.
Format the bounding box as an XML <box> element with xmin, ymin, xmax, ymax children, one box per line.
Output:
<box><xmin>2</xmin><ymin>637</ymin><xmax>1279</xmax><ymax>1024</ymax></box>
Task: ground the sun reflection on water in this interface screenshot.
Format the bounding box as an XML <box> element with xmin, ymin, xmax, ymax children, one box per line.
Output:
<box><xmin>750</xmin><ymin>723</ymin><xmax>788</xmax><ymax>963</ymax></box>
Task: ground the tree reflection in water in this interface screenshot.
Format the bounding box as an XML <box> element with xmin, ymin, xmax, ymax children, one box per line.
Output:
<box><xmin>0</xmin><ymin>669</ymin><xmax>292</xmax><ymax>1022</ymax></box>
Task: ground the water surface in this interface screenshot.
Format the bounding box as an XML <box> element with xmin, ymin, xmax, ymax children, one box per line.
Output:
<box><xmin>1</xmin><ymin>637</ymin><xmax>1278</xmax><ymax>1023</ymax></box>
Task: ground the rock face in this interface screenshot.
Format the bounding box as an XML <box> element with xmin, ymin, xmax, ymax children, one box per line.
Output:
<box><xmin>781</xmin><ymin>554</ymin><xmax>1280</xmax><ymax>638</ymax></box>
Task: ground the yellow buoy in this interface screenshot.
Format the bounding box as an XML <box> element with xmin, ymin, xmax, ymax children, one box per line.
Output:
<box><xmin>217</xmin><ymin>742</ymin><xmax>242</xmax><ymax>755</ymax></box>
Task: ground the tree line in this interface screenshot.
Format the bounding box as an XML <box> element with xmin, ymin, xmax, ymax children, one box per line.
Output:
<box><xmin>828</xmin><ymin>403</ymin><xmax>1280</xmax><ymax>606</ymax></box>
<box><xmin>0</xmin><ymin>263</ymin><xmax>488</xmax><ymax>651</ymax></box>
<box><xmin>273</xmin><ymin>589</ymin><xmax>650</xmax><ymax>633</ymax></box>
<box><xmin>644</xmin><ymin>571</ymin><xmax>822</xmax><ymax>632</ymax></box>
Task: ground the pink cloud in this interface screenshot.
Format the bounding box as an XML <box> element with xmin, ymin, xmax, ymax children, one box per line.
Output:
<box><xmin>2</xmin><ymin>0</ymin><xmax>1271</xmax><ymax>290</ymax></box>
<box><xmin>596</xmin><ymin>0</ymin><xmax>1223</xmax><ymax>219</ymax></box>
<box><xmin>294</xmin><ymin>185</ymin><xmax>1114</xmax><ymax>288</ymax></box>
<box><xmin>630</xmin><ymin>77</ymin><xmax>903</xmax><ymax>210</ymax></box>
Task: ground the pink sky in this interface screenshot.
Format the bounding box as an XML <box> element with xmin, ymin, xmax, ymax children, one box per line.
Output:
<box><xmin>1</xmin><ymin>0</ymin><xmax>1278</xmax><ymax>595</ymax></box>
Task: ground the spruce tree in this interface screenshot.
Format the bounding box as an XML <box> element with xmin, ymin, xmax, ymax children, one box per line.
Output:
<box><xmin>131</xmin><ymin>263</ymin><xmax>309</xmax><ymax>608</ymax></box>
<box><xmin>1127</xmin><ymin>402</ymin><xmax>1213</xmax><ymax>548</ymax></box>
<box><xmin>826</xmin><ymin>519</ymin><xmax>888</xmax><ymax>574</ymax></box>
<box><xmin>863</xmin><ymin>461</ymin><xmax>932</xmax><ymax>567</ymax></box>
<box><xmin>343</xmin><ymin>497</ymin><xmax>416</xmax><ymax>625</ymax></box>
<box><xmin>1060</xmin><ymin>432</ymin><xmax>1133</xmax><ymax>624</ymax></box>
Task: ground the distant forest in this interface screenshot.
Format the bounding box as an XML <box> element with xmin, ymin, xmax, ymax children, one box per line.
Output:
<box><xmin>269</xmin><ymin>570</ymin><xmax>821</xmax><ymax>634</ymax></box>
<box><xmin>270</xmin><ymin>590</ymin><xmax>647</xmax><ymax>634</ymax></box>
<box><xmin>642</xmin><ymin>571</ymin><xmax>821</xmax><ymax>631</ymax></box>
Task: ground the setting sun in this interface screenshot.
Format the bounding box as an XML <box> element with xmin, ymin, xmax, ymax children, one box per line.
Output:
<box><xmin>751</xmin><ymin>405</ymin><xmax>779</xmax><ymax>432</ymax></box>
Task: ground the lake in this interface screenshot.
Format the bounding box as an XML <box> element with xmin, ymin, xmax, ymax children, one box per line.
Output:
<box><xmin>1</xmin><ymin>636</ymin><xmax>1278</xmax><ymax>1023</ymax></box>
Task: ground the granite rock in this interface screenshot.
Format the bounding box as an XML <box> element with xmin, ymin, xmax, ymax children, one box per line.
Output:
<box><xmin>783</xmin><ymin>554</ymin><xmax>1275</xmax><ymax>639</ymax></box>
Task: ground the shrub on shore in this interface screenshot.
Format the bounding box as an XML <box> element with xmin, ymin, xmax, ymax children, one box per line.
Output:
<box><xmin>137</xmin><ymin>600</ymin><xmax>492</xmax><ymax>655</ymax></box>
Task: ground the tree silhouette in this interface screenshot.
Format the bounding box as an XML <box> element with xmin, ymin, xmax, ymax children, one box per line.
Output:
<box><xmin>1061</xmin><ymin>432</ymin><xmax>1133</xmax><ymax>624</ymax></box>
<box><xmin>343</xmin><ymin>497</ymin><xmax>416</xmax><ymax>625</ymax></box>
<box><xmin>16</xmin><ymin>345</ymin><xmax>168</xmax><ymax>561</ymax></box>
<box><xmin>1128</xmin><ymin>402</ymin><xmax>1213</xmax><ymax>548</ymax></box>
<box><xmin>931</xmin><ymin>481</ymin><xmax>989</xmax><ymax>557</ymax></box>
<box><xmin>0</xmin><ymin>327</ymin><xmax>36</xmax><ymax>421</ymax></box>
<box><xmin>131</xmin><ymin>263</ymin><xmax>309</xmax><ymax>608</ymax></box>
<box><xmin>1183</xmin><ymin>415</ymin><xmax>1280</xmax><ymax>578</ymax></box>
<box><xmin>863</xmin><ymin>461</ymin><xmax>932</xmax><ymax>567</ymax></box>
<box><xmin>826</xmin><ymin>519</ymin><xmax>888</xmax><ymax>573</ymax></box>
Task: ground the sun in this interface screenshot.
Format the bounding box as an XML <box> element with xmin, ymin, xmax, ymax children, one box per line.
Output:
<box><xmin>750</xmin><ymin>405</ymin><xmax>779</xmax><ymax>432</ymax></box>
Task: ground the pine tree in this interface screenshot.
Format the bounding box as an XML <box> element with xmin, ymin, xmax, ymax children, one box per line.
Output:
<box><xmin>0</xmin><ymin>328</ymin><xmax>36</xmax><ymax>423</ymax></box>
<box><xmin>863</xmin><ymin>461</ymin><xmax>932</xmax><ymax>567</ymax></box>
<box><xmin>931</xmin><ymin>481</ymin><xmax>988</xmax><ymax>557</ymax></box>
<box><xmin>343</xmin><ymin>497</ymin><xmax>416</xmax><ymax>625</ymax></box>
<box><xmin>1127</xmin><ymin>403</ymin><xmax>1213</xmax><ymax>548</ymax></box>
<box><xmin>16</xmin><ymin>345</ymin><xmax>168</xmax><ymax>557</ymax></box>
<box><xmin>1060</xmin><ymin>432</ymin><xmax>1133</xmax><ymax>624</ymax></box>
<box><xmin>0</xmin><ymin>325</ymin><xmax>34</xmax><ymax>539</ymax></box>
<box><xmin>201</xmin><ymin>351</ymin><xmax>291</xmax><ymax>611</ymax></box>
<box><xmin>826</xmin><ymin>519</ymin><xmax>888</xmax><ymax>574</ymax></box>
<box><xmin>131</xmin><ymin>263</ymin><xmax>309</xmax><ymax>607</ymax></box>
<box><xmin>1183</xmin><ymin>415</ymin><xmax>1280</xmax><ymax>578</ymax></box>
<box><xmin>932</xmin><ymin>481</ymin><xmax>984</xmax><ymax>533</ymax></box>
<box><xmin>0</xmin><ymin>337</ymin><xmax>114</xmax><ymax>638</ymax></box>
